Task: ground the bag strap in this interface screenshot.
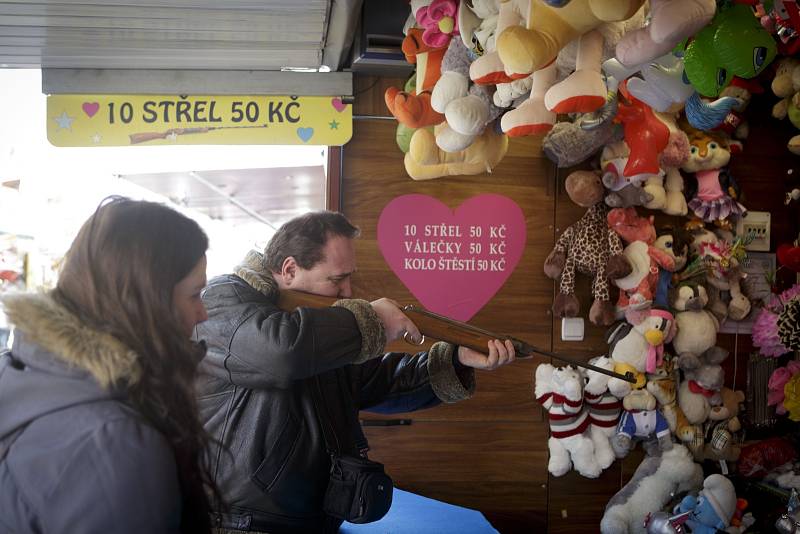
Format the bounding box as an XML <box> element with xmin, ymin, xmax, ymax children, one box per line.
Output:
<box><xmin>310</xmin><ymin>369</ymin><xmax>370</xmax><ymax>458</ymax></box>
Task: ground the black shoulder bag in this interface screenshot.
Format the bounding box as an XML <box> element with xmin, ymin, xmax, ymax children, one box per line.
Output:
<box><xmin>312</xmin><ymin>372</ymin><xmax>393</xmax><ymax>524</ymax></box>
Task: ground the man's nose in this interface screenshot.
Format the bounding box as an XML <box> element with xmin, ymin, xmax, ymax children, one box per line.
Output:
<box><xmin>339</xmin><ymin>279</ymin><xmax>352</xmax><ymax>298</ymax></box>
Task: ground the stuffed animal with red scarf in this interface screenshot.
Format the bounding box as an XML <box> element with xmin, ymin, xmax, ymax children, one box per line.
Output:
<box><xmin>535</xmin><ymin>363</ymin><xmax>602</xmax><ymax>478</ymax></box>
<box><xmin>581</xmin><ymin>356</ymin><xmax>622</xmax><ymax>470</ymax></box>
<box><xmin>607</xmin><ymin>207</ymin><xmax>676</xmax><ymax>312</ymax></box>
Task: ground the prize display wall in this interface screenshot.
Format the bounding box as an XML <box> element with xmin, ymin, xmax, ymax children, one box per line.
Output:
<box><xmin>339</xmin><ymin>74</ymin><xmax>800</xmax><ymax>533</ymax></box>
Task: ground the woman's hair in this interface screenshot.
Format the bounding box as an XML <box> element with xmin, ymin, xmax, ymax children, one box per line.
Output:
<box><xmin>53</xmin><ymin>197</ymin><xmax>216</xmax><ymax>533</ymax></box>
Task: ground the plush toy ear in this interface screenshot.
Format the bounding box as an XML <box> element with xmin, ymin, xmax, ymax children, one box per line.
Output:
<box><xmin>704</xmin><ymin>346</ymin><xmax>729</xmax><ymax>365</ymax></box>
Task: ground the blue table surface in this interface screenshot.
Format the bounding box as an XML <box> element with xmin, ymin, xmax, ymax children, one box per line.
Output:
<box><xmin>340</xmin><ymin>488</ymin><xmax>498</xmax><ymax>534</ymax></box>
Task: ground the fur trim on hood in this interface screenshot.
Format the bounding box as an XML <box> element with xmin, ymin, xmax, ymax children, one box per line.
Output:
<box><xmin>233</xmin><ymin>250</ymin><xmax>280</xmax><ymax>301</ymax></box>
<box><xmin>1</xmin><ymin>293</ymin><xmax>141</xmax><ymax>388</ymax></box>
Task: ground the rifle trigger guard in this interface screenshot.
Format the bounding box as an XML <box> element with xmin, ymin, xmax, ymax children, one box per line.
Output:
<box><xmin>403</xmin><ymin>331</ymin><xmax>425</xmax><ymax>346</ymax></box>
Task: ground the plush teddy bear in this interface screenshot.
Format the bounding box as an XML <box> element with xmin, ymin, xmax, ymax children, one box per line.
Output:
<box><xmin>607</xmin><ymin>207</ymin><xmax>676</xmax><ymax>312</ymax></box>
<box><xmin>582</xmin><ymin>355</ymin><xmax>622</xmax><ymax>470</ymax></box>
<box><xmin>698</xmin><ymin>387</ymin><xmax>745</xmax><ymax>464</ymax></box>
<box><xmin>431</xmin><ymin>38</ymin><xmax>504</xmax><ymax>152</ymax></box>
<box><xmin>612</xmin><ymin>389</ymin><xmax>673</xmax><ymax>459</ymax></box>
<box><xmin>544</xmin><ymin>171</ymin><xmax>632</xmax><ymax>325</ymax></box>
<box><xmin>601</xmin><ymin>444</ymin><xmax>703</xmax><ymax>534</ymax></box>
<box><xmin>771</xmin><ymin>57</ymin><xmax>800</xmax><ymax>155</ymax></box>
<box><xmin>677</xmin><ymin>345</ymin><xmax>729</xmax><ymax>428</ymax></box>
<box><xmin>674</xmin><ymin>474</ymin><xmax>738</xmax><ymax>534</ymax></box>
<box><xmin>403</xmin><ymin>122</ymin><xmax>508</xmax><ymax>180</ymax></box>
<box><xmin>535</xmin><ymin>363</ymin><xmax>602</xmax><ymax>478</ymax></box>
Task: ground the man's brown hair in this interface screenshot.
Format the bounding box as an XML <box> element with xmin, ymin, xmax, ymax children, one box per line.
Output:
<box><xmin>264</xmin><ymin>211</ymin><xmax>359</xmax><ymax>273</ymax></box>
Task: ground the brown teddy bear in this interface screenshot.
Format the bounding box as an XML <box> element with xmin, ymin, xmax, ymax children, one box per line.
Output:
<box><xmin>698</xmin><ymin>387</ymin><xmax>745</xmax><ymax>463</ymax></box>
<box><xmin>544</xmin><ymin>170</ymin><xmax>631</xmax><ymax>325</ymax></box>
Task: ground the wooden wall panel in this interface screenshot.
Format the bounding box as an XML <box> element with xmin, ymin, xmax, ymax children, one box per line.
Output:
<box><xmin>342</xmin><ymin>73</ymin><xmax>556</xmax><ymax>528</ymax></box>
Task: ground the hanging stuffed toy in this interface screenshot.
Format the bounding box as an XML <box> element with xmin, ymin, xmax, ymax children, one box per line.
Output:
<box><xmin>614</xmin><ymin>80</ymin><xmax>671</xmax><ymax>177</ymax></box>
<box><xmin>535</xmin><ymin>364</ymin><xmax>602</xmax><ymax>478</ymax></box>
<box><xmin>611</xmin><ymin>389</ymin><xmax>673</xmax><ymax>459</ymax></box>
<box><xmin>385</xmin><ymin>29</ymin><xmax>447</xmax><ymax>129</ymax></box>
<box><xmin>403</xmin><ymin>123</ymin><xmax>508</xmax><ymax>180</ymax></box>
<box><xmin>607</xmin><ymin>207</ymin><xmax>677</xmax><ymax>312</ymax></box>
<box><xmin>544</xmin><ymin>171</ymin><xmax>632</xmax><ymax>325</ymax></box>
<box><xmin>582</xmin><ymin>356</ymin><xmax>622</xmax><ymax>470</ymax></box>
<box><xmin>431</xmin><ymin>38</ymin><xmax>504</xmax><ymax>152</ymax></box>
<box><xmin>679</xmin><ymin>3</ymin><xmax>776</xmax><ymax>97</ymax></box>
<box><xmin>614</xmin><ymin>0</ymin><xmax>716</xmax><ymax>66</ymax></box>
<box><xmin>753</xmin><ymin>284</ymin><xmax>800</xmax><ymax>356</ymax></box>
<box><xmin>680</xmin><ymin>126</ymin><xmax>747</xmax><ymax>229</ymax></box>
<box><xmin>673</xmin><ymin>474</ymin><xmax>739</xmax><ymax>534</ymax></box>
<box><xmin>415</xmin><ymin>0</ymin><xmax>460</xmax><ymax>48</ymax></box>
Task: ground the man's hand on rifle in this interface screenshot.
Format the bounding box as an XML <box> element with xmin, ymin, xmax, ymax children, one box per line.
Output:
<box><xmin>370</xmin><ymin>298</ymin><xmax>422</xmax><ymax>344</ymax></box>
<box><xmin>457</xmin><ymin>340</ymin><xmax>515</xmax><ymax>371</ymax></box>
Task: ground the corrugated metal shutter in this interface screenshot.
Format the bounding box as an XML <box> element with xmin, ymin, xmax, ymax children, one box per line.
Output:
<box><xmin>0</xmin><ymin>1</ymin><xmax>331</xmax><ymax>69</ymax></box>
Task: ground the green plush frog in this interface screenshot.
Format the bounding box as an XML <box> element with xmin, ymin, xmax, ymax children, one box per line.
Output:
<box><xmin>680</xmin><ymin>4</ymin><xmax>776</xmax><ymax>97</ymax></box>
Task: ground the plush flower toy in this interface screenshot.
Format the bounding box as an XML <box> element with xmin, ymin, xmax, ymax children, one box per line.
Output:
<box><xmin>753</xmin><ymin>284</ymin><xmax>800</xmax><ymax>356</ymax></box>
<box><xmin>416</xmin><ymin>0</ymin><xmax>460</xmax><ymax>48</ymax></box>
<box><xmin>768</xmin><ymin>360</ymin><xmax>800</xmax><ymax>421</ymax></box>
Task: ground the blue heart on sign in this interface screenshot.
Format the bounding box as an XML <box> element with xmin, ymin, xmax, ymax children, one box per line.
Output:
<box><xmin>296</xmin><ymin>127</ymin><xmax>314</xmax><ymax>143</ymax></box>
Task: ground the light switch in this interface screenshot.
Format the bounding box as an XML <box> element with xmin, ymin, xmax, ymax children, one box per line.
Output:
<box><xmin>561</xmin><ymin>317</ymin><xmax>585</xmax><ymax>342</ymax></box>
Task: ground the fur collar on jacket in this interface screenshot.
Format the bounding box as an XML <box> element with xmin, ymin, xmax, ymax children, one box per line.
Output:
<box><xmin>1</xmin><ymin>293</ymin><xmax>141</xmax><ymax>388</ymax></box>
<box><xmin>234</xmin><ymin>250</ymin><xmax>280</xmax><ymax>301</ymax></box>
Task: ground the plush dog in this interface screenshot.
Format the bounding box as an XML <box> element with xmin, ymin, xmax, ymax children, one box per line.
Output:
<box><xmin>601</xmin><ymin>444</ymin><xmax>703</xmax><ymax>534</ymax></box>
<box><xmin>583</xmin><ymin>356</ymin><xmax>622</xmax><ymax>470</ymax></box>
<box><xmin>535</xmin><ymin>363</ymin><xmax>602</xmax><ymax>478</ymax></box>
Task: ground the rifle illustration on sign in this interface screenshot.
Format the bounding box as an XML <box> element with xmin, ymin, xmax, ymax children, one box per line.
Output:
<box><xmin>278</xmin><ymin>290</ymin><xmax>636</xmax><ymax>383</ymax></box>
<box><xmin>129</xmin><ymin>124</ymin><xmax>270</xmax><ymax>144</ymax></box>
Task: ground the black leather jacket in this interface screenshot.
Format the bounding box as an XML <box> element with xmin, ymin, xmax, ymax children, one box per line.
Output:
<box><xmin>194</xmin><ymin>252</ymin><xmax>474</xmax><ymax>533</ymax></box>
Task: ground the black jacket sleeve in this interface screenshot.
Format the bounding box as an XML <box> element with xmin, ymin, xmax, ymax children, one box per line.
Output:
<box><xmin>197</xmin><ymin>277</ymin><xmax>386</xmax><ymax>389</ymax></box>
<box><xmin>355</xmin><ymin>342</ymin><xmax>476</xmax><ymax>414</ymax></box>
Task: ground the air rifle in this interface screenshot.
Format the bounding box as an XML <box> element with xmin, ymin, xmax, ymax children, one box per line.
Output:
<box><xmin>277</xmin><ymin>290</ymin><xmax>636</xmax><ymax>383</ymax></box>
<box><xmin>129</xmin><ymin>124</ymin><xmax>269</xmax><ymax>144</ymax></box>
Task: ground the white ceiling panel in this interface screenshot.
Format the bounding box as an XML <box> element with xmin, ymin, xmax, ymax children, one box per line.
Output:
<box><xmin>0</xmin><ymin>1</ymin><xmax>333</xmax><ymax>70</ymax></box>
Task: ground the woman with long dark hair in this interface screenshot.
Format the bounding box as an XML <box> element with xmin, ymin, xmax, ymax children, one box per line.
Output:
<box><xmin>0</xmin><ymin>197</ymin><xmax>218</xmax><ymax>533</ymax></box>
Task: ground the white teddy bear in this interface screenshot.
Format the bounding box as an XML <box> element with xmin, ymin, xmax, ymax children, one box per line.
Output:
<box><xmin>535</xmin><ymin>363</ymin><xmax>602</xmax><ymax>478</ymax></box>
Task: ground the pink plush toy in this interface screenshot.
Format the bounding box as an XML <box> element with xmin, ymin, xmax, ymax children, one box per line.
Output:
<box><xmin>608</xmin><ymin>208</ymin><xmax>676</xmax><ymax>311</ymax></box>
<box><xmin>416</xmin><ymin>0</ymin><xmax>460</xmax><ymax>48</ymax></box>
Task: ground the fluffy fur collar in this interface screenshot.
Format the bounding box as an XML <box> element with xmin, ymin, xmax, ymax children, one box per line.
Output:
<box><xmin>234</xmin><ymin>250</ymin><xmax>280</xmax><ymax>301</ymax></box>
<box><xmin>1</xmin><ymin>293</ymin><xmax>141</xmax><ymax>388</ymax></box>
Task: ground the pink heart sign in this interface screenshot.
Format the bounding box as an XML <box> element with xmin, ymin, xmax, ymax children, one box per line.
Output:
<box><xmin>377</xmin><ymin>194</ymin><xmax>526</xmax><ymax>321</ymax></box>
<box><xmin>82</xmin><ymin>102</ymin><xmax>99</xmax><ymax>118</ymax></box>
<box><xmin>331</xmin><ymin>98</ymin><xmax>347</xmax><ymax>112</ymax></box>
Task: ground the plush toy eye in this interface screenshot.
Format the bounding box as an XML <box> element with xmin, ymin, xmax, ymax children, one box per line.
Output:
<box><xmin>691</xmin><ymin>146</ymin><xmax>699</xmax><ymax>154</ymax></box>
<box><xmin>666</xmin><ymin>241</ymin><xmax>673</xmax><ymax>248</ymax></box>
<box><xmin>709</xmin><ymin>142</ymin><xmax>718</xmax><ymax>150</ymax></box>
<box><xmin>753</xmin><ymin>46</ymin><xmax>768</xmax><ymax>69</ymax></box>
<box><xmin>716</xmin><ymin>68</ymin><xmax>728</xmax><ymax>89</ymax></box>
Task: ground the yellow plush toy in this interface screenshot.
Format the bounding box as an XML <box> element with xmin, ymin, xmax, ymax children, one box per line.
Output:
<box><xmin>404</xmin><ymin>124</ymin><xmax>508</xmax><ymax>180</ymax></box>
<box><xmin>496</xmin><ymin>0</ymin><xmax>645</xmax><ymax>76</ymax></box>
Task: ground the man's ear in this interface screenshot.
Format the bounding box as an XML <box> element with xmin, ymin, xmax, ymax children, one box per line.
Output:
<box><xmin>280</xmin><ymin>256</ymin><xmax>298</xmax><ymax>284</ymax></box>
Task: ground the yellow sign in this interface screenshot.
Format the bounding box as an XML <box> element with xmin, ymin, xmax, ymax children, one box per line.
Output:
<box><xmin>47</xmin><ymin>94</ymin><xmax>352</xmax><ymax>147</ymax></box>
